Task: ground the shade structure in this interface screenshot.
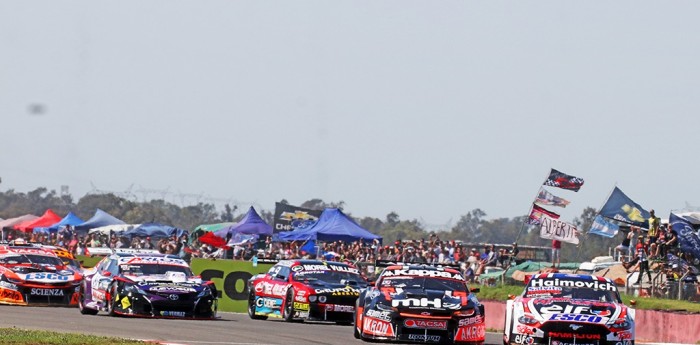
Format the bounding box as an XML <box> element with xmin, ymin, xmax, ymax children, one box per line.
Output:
<box><xmin>0</xmin><ymin>214</ymin><xmax>38</xmax><ymax>229</ymax></box>
<box><xmin>88</xmin><ymin>223</ymin><xmax>140</xmax><ymax>236</ymax></box>
<box><xmin>122</xmin><ymin>223</ymin><xmax>187</xmax><ymax>239</ymax></box>
<box><xmin>14</xmin><ymin>209</ymin><xmax>63</xmax><ymax>232</ymax></box>
<box><xmin>73</xmin><ymin>209</ymin><xmax>126</xmax><ymax>233</ymax></box>
<box><xmin>33</xmin><ymin>212</ymin><xmax>85</xmax><ymax>234</ymax></box>
<box><xmin>198</xmin><ymin>207</ymin><xmax>271</xmax><ymax>248</ymax></box>
<box><xmin>277</xmin><ymin>208</ymin><xmax>382</xmax><ymax>243</ymax></box>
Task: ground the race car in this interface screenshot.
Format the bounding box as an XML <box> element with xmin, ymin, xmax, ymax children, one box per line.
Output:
<box><xmin>247</xmin><ymin>259</ymin><xmax>367</xmax><ymax>323</ymax></box>
<box><xmin>355</xmin><ymin>262</ymin><xmax>486</xmax><ymax>344</ymax></box>
<box><xmin>504</xmin><ymin>273</ymin><xmax>635</xmax><ymax>345</ymax></box>
<box><xmin>0</xmin><ymin>242</ymin><xmax>83</xmax><ymax>306</ymax></box>
<box><xmin>38</xmin><ymin>245</ymin><xmax>82</xmax><ymax>272</ymax></box>
<box><xmin>78</xmin><ymin>250</ymin><xmax>217</xmax><ymax>318</ymax></box>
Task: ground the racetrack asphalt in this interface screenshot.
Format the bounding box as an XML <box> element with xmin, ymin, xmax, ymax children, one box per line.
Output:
<box><xmin>0</xmin><ymin>305</ymin><xmax>503</xmax><ymax>345</ymax></box>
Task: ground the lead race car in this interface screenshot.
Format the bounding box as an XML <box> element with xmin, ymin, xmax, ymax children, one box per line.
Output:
<box><xmin>247</xmin><ymin>259</ymin><xmax>367</xmax><ymax>323</ymax></box>
<box><xmin>355</xmin><ymin>261</ymin><xmax>486</xmax><ymax>344</ymax></box>
<box><xmin>78</xmin><ymin>249</ymin><xmax>217</xmax><ymax>318</ymax></box>
<box><xmin>504</xmin><ymin>273</ymin><xmax>635</xmax><ymax>345</ymax></box>
<box><xmin>0</xmin><ymin>241</ymin><xmax>83</xmax><ymax>306</ymax></box>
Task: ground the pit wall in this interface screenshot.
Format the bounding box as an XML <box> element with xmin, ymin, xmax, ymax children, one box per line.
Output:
<box><xmin>481</xmin><ymin>300</ymin><xmax>700</xmax><ymax>345</ymax></box>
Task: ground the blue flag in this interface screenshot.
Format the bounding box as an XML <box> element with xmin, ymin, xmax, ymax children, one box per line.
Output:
<box><xmin>589</xmin><ymin>215</ymin><xmax>620</xmax><ymax>238</ymax></box>
<box><xmin>300</xmin><ymin>240</ymin><xmax>317</xmax><ymax>255</ymax></box>
<box><xmin>598</xmin><ymin>187</ymin><xmax>650</xmax><ymax>226</ymax></box>
<box><xmin>670</xmin><ymin>213</ymin><xmax>700</xmax><ymax>263</ymax></box>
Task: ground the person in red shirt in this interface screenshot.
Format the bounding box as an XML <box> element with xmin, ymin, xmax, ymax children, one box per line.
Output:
<box><xmin>551</xmin><ymin>239</ymin><xmax>561</xmax><ymax>268</ymax></box>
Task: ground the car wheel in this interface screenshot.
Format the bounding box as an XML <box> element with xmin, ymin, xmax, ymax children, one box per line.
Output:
<box><xmin>283</xmin><ymin>289</ymin><xmax>296</xmax><ymax>322</ymax></box>
<box><xmin>78</xmin><ymin>282</ymin><xmax>98</xmax><ymax>315</ymax></box>
<box><xmin>107</xmin><ymin>283</ymin><xmax>118</xmax><ymax>316</ymax></box>
<box><xmin>247</xmin><ymin>290</ymin><xmax>267</xmax><ymax>320</ymax></box>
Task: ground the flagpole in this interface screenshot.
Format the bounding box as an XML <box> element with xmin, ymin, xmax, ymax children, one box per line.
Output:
<box><xmin>514</xmin><ymin>170</ymin><xmax>553</xmax><ymax>244</ymax></box>
<box><xmin>575</xmin><ymin>184</ymin><xmax>617</xmax><ymax>262</ymax></box>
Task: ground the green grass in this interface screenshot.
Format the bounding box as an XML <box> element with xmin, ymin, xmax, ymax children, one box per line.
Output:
<box><xmin>477</xmin><ymin>284</ymin><xmax>700</xmax><ymax>313</ymax></box>
<box><xmin>0</xmin><ymin>328</ymin><xmax>149</xmax><ymax>345</ymax></box>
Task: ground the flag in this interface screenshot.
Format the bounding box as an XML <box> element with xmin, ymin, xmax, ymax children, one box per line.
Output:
<box><xmin>598</xmin><ymin>187</ymin><xmax>650</xmax><ymax>226</ymax></box>
<box><xmin>272</xmin><ymin>202</ymin><xmax>322</xmax><ymax>233</ymax></box>
<box><xmin>543</xmin><ymin>169</ymin><xmax>585</xmax><ymax>192</ymax></box>
<box><xmin>300</xmin><ymin>240</ymin><xmax>317</xmax><ymax>255</ymax></box>
<box><xmin>670</xmin><ymin>212</ymin><xmax>700</xmax><ymax>263</ymax></box>
<box><xmin>539</xmin><ymin>214</ymin><xmax>580</xmax><ymax>244</ymax></box>
<box><xmin>589</xmin><ymin>215</ymin><xmax>620</xmax><ymax>238</ymax></box>
<box><xmin>528</xmin><ymin>204</ymin><xmax>560</xmax><ymax>225</ymax></box>
<box><xmin>535</xmin><ymin>187</ymin><xmax>571</xmax><ymax>208</ymax></box>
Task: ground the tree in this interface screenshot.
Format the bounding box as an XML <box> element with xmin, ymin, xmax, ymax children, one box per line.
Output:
<box><xmin>450</xmin><ymin>209</ymin><xmax>487</xmax><ymax>241</ymax></box>
<box><xmin>300</xmin><ymin>198</ymin><xmax>345</xmax><ymax>211</ymax></box>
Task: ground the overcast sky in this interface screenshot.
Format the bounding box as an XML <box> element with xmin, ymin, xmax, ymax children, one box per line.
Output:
<box><xmin>1</xmin><ymin>1</ymin><xmax>699</xmax><ymax>226</ymax></box>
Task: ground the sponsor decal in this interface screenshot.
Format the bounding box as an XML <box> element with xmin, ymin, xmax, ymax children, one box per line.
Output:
<box><xmin>617</xmin><ymin>331</ymin><xmax>633</xmax><ymax>340</ymax></box>
<box><xmin>391</xmin><ymin>297</ymin><xmax>442</xmax><ymax>308</ymax></box>
<box><xmin>403</xmin><ymin>319</ymin><xmax>447</xmax><ymax>330</ymax></box>
<box><xmin>514</xmin><ymin>334</ymin><xmax>534</xmax><ymax>344</ymax></box>
<box><xmin>123</xmin><ymin>257</ymin><xmax>188</xmax><ymax>265</ymax></box>
<box><xmin>407</xmin><ymin>334</ymin><xmax>441</xmax><ymax>342</ymax></box>
<box><xmin>0</xmin><ymin>289</ymin><xmax>22</xmax><ymax>301</ymax></box>
<box><xmin>529</xmin><ymin>278</ymin><xmax>617</xmax><ymax>292</ymax></box>
<box><xmin>537</xmin><ymin>304</ymin><xmax>609</xmax><ymax>319</ymax></box>
<box><xmin>549</xmin><ymin>314</ymin><xmax>602</xmax><ymax>323</ymax></box>
<box><xmin>526</xmin><ymin>286</ymin><xmax>563</xmax><ymax>296</ymax></box>
<box><xmin>551</xmin><ymin>341</ymin><xmax>596</xmax><ymax>345</ymax></box>
<box><xmin>365</xmin><ymin>309</ymin><xmax>392</xmax><ymax>322</ymax></box>
<box><xmin>162</xmin><ymin>311</ymin><xmax>186</xmax><ymax>317</ymax></box>
<box><xmin>25</xmin><ymin>273</ymin><xmax>70</xmax><ymax>281</ymax></box>
<box><xmin>548</xmin><ymin>332</ymin><xmax>600</xmax><ymax>340</ymax></box>
<box><xmin>455</xmin><ymin>325</ymin><xmax>485</xmax><ymax>341</ymax></box>
<box><xmin>256</xmin><ymin>296</ymin><xmax>282</xmax><ymax>309</ymax></box>
<box><xmin>0</xmin><ymin>281</ymin><xmax>18</xmax><ymax>290</ymax></box>
<box><xmin>325</xmin><ymin>304</ymin><xmax>354</xmax><ymax>312</ymax></box>
<box><xmin>254</xmin><ymin>281</ymin><xmax>289</xmax><ymax>296</ymax></box>
<box><xmin>458</xmin><ymin>315</ymin><xmax>484</xmax><ymax>327</ymax></box>
<box><xmin>517</xmin><ymin>325</ymin><xmax>535</xmax><ymax>335</ymax></box>
<box><xmin>295</xmin><ymin>290</ymin><xmax>307</xmax><ymax>302</ymax></box>
<box><xmin>291</xmin><ymin>264</ymin><xmax>359</xmax><ymax>274</ymax></box>
<box><xmin>297</xmin><ymin>311</ymin><xmax>309</xmax><ymax>318</ymax></box>
<box><xmin>149</xmin><ymin>285</ymin><xmax>196</xmax><ymax>293</ymax></box>
<box><xmin>314</xmin><ymin>286</ymin><xmax>359</xmax><ymax>296</ymax></box>
<box><xmin>362</xmin><ymin>317</ymin><xmax>395</xmax><ymax>337</ymax></box>
<box><xmin>121</xmin><ymin>296</ymin><xmax>131</xmax><ymax>309</ymax></box>
<box><xmin>30</xmin><ymin>288</ymin><xmax>64</xmax><ymax>296</ymax></box>
<box><xmin>293</xmin><ymin>302</ymin><xmax>309</xmax><ymax>311</ymax></box>
<box><xmin>383</xmin><ymin>269</ymin><xmax>464</xmax><ymax>281</ymax></box>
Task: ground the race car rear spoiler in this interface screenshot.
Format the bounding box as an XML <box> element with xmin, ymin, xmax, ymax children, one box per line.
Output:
<box><xmin>374</xmin><ymin>259</ymin><xmax>462</xmax><ymax>270</ymax></box>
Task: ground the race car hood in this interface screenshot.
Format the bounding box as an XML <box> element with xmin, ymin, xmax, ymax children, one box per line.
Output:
<box><xmin>523</xmin><ymin>297</ymin><xmax>622</xmax><ymax>324</ymax></box>
<box><xmin>378</xmin><ymin>287</ymin><xmax>472</xmax><ymax>312</ymax></box>
<box><xmin>125</xmin><ymin>271</ymin><xmax>201</xmax><ymax>284</ymax></box>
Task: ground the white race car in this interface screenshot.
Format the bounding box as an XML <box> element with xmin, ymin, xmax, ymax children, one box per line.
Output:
<box><xmin>504</xmin><ymin>273</ymin><xmax>634</xmax><ymax>345</ymax></box>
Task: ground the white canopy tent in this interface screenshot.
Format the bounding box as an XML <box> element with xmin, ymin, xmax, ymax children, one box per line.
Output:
<box><xmin>88</xmin><ymin>224</ymin><xmax>140</xmax><ymax>236</ymax></box>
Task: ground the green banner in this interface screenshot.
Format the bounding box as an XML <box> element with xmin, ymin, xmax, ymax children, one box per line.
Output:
<box><xmin>190</xmin><ymin>258</ymin><xmax>274</xmax><ymax>313</ymax></box>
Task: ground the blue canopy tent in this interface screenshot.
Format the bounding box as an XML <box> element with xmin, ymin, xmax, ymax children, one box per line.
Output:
<box><xmin>122</xmin><ymin>223</ymin><xmax>187</xmax><ymax>239</ymax></box>
<box><xmin>277</xmin><ymin>208</ymin><xmax>382</xmax><ymax>243</ymax></box>
<box><xmin>73</xmin><ymin>209</ymin><xmax>126</xmax><ymax>234</ymax></box>
<box><xmin>199</xmin><ymin>207</ymin><xmax>272</xmax><ymax>248</ymax></box>
<box><xmin>33</xmin><ymin>212</ymin><xmax>84</xmax><ymax>234</ymax></box>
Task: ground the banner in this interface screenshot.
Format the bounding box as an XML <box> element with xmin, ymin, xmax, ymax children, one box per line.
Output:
<box><xmin>528</xmin><ymin>204</ymin><xmax>560</xmax><ymax>225</ymax></box>
<box><xmin>543</xmin><ymin>168</ymin><xmax>585</xmax><ymax>192</ymax></box>
<box><xmin>589</xmin><ymin>215</ymin><xmax>620</xmax><ymax>238</ymax></box>
<box><xmin>272</xmin><ymin>202</ymin><xmax>322</xmax><ymax>233</ymax></box>
<box><xmin>535</xmin><ymin>187</ymin><xmax>571</xmax><ymax>208</ymax></box>
<box><xmin>669</xmin><ymin>212</ymin><xmax>700</xmax><ymax>263</ymax></box>
<box><xmin>539</xmin><ymin>214</ymin><xmax>579</xmax><ymax>244</ymax></box>
<box><xmin>598</xmin><ymin>187</ymin><xmax>650</xmax><ymax>226</ymax></box>
<box><xmin>191</xmin><ymin>258</ymin><xmax>275</xmax><ymax>312</ymax></box>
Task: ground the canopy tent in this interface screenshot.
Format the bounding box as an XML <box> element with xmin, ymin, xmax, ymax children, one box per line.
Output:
<box><xmin>0</xmin><ymin>214</ymin><xmax>38</xmax><ymax>229</ymax></box>
<box><xmin>33</xmin><ymin>212</ymin><xmax>85</xmax><ymax>234</ymax></box>
<box><xmin>73</xmin><ymin>209</ymin><xmax>126</xmax><ymax>233</ymax></box>
<box><xmin>122</xmin><ymin>223</ymin><xmax>187</xmax><ymax>239</ymax></box>
<box><xmin>198</xmin><ymin>207</ymin><xmax>271</xmax><ymax>248</ymax></box>
<box><xmin>13</xmin><ymin>209</ymin><xmax>63</xmax><ymax>232</ymax></box>
<box><xmin>277</xmin><ymin>208</ymin><xmax>382</xmax><ymax>243</ymax></box>
<box><xmin>88</xmin><ymin>223</ymin><xmax>140</xmax><ymax>236</ymax></box>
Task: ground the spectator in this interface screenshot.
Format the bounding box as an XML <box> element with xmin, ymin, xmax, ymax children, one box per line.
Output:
<box><xmin>628</xmin><ymin>226</ymin><xmax>640</xmax><ymax>260</ymax></box>
<box><xmin>615</xmin><ymin>229</ymin><xmax>632</xmax><ymax>262</ymax></box>
<box><xmin>647</xmin><ymin>209</ymin><xmax>660</xmax><ymax>245</ymax></box>
<box><xmin>551</xmin><ymin>239</ymin><xmax>561</xmax><ymax>268</ymax></box>
<box><xmin>633</xmin><ymin>236</ymin><xmax>652</xmax><ymax>285</ymax></box>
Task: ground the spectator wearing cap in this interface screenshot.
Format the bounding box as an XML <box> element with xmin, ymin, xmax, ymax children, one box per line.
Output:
<box><xmin>633</xmin><ymin>235</ymin><xmax>652</xmax><ymax>285</ymax></box>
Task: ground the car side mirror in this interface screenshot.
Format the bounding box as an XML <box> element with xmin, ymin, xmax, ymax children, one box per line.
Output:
<box><xmin>470</xmin><ymin>287</ymin><xmax>480</xmax><ymax>293</ymax></box>
<box><xmin>101</xmin><ymin>271</ymin><xmax>112</xmax><ymax>277</ymax></box>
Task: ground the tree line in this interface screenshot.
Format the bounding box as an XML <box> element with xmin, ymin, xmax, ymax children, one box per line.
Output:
<box><xmin>0</xmin><ymin>188</ymin><xmax>619</xmax><ymax>261</ymax></box>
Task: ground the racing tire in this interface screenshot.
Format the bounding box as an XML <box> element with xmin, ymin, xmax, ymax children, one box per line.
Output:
<box><xmin>247</xmin><ymin>290</ymin><xmax>267</xmax><ymax>320</ymax></box>
<box><xmin>353</xmin><ymin>299</ymin><xmax>362</xmax><ymax>339</ymax></box>
<box><xmin>78</xmin><ymin>282</ymin><xmax>98</xmax><ymax>315</ymax></box>
<box><xmin>107</xmin><ymin>283</ymin><xmax>119</xmax><ymax>317</ymax></box>
<box><xmin>283</xmin><ymin>289</ymin><xmax>296</xmax><ymax>322</ymax></box>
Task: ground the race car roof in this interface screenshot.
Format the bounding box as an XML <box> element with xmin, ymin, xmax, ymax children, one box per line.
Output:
<box><xmin>0</xmin><ymin>246</ymin><xmax>58</xmax><ymax>257</ymax></box>
<box><xmin>116</xmin><ymin>254</ymin><xmax>188</xmax><ymax>266</ymax></box>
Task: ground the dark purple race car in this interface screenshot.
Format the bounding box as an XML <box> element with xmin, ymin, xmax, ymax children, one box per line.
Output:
<box><xmin>78</xmin><ymin>250</ymin><xmax>217</xmax><ymax>318</ymax></box>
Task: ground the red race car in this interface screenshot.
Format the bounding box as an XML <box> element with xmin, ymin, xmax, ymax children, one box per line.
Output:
<box><xmin>247</xmin><ymin>259</ymin><xmax>368</xmax><ymax>323</ymax></box>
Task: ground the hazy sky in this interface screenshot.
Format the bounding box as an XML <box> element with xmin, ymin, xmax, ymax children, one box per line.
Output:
<box><xmin>2</xmin><ymin>1</ymin><xmax>699</xmax><ymax>227</ymax></box>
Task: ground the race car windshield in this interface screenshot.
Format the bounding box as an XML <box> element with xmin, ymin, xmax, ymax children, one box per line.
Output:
<box><xmin>0</xmin><ymin>254</ymin><xmax>63</xmax><ymax>266</ymax></box>
<box><xmin>121</xmin><ymin>263</ymin><xmax>193</xmax><ymax>276</ymax></box>
<box><xmin>380</xmin><ymin>276</ymin><xmax>467</xmax><ymax>292</ymax></box>
<box><xmin>292</xmin><ymin>270</ymin><xmax>364</xmax><ymax>284</ymax></box>
<box><xmin>524</xmin><ymin>278</ymin><xmax>621</xmax><ymax>303</ymax></box>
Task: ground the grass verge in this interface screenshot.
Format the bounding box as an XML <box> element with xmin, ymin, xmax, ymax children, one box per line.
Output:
<box><xmin>0</xmin><ymin>327</ymin><xmax>149</xmax><ymax>345</ymax></box>
<box><xmin>477</xmin><ymin>284</ymin><xmax>700</xmax><ymax>313</ymax></box>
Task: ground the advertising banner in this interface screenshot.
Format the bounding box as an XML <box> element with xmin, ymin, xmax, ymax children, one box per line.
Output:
<box><xmin>272</xmin><ymin>202</ymin><xmax>322</xmax><ymax>233</ymax></box>
<box><xmin>191</xmin><ymin>259</ymin><xmax>275</xmax><ymax>312</ymax></box>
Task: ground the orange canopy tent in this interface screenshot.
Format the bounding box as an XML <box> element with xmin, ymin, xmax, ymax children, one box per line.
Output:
<box><xmin>13</xmin><ymin>209</ymin><xmax>63</xmax><ymax>233</ymax></box>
